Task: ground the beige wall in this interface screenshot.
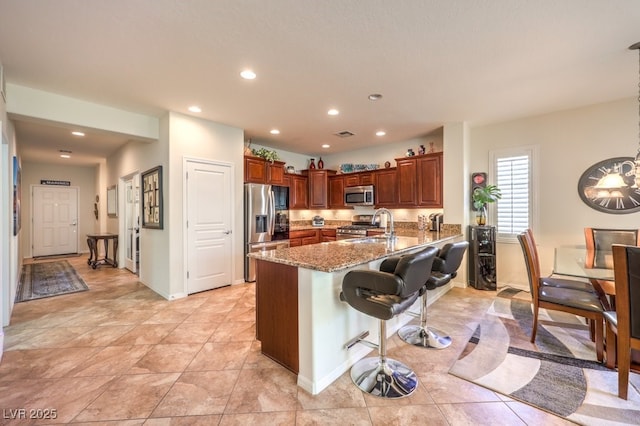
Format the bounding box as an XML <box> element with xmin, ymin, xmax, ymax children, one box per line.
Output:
<box><xmin>105</xmin><ymin>111</ymin><xmax>245</xmax><ymax>299</ymax></box>
<box><xmin>470</xmin><ymin>97</ymin><xmax>639</xmax><ymax>289</ymax></box>
<box><xmin>106</xmin><ymin>120</ymin><xmax>169</xmax><ymax>297</ymax></box>
<box><xmin>167</xmin><ymin>112</ymin><xmax>245</xmax><ymax>296</ymax></box>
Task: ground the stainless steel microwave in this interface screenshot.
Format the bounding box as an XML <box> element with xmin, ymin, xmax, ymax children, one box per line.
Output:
<box><xmin>344</xmin><ymin>185</ymin><xmax>375</xmax><ymax>206</ymax></box>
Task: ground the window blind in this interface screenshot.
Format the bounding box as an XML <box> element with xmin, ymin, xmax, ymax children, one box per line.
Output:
<box><xmin>495</xmin><ymin>155</ymin><xmax>530</xmax><ymax>236</ymax></box>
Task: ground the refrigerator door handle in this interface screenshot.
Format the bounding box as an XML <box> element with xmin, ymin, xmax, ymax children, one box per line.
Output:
<box><xmin>268</xmin><ymin>190</ymin><xmax>275</xmax><ymax>236</ymax></box>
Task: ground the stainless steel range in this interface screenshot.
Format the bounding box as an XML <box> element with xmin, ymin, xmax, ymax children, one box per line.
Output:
<box><xmin>336</xmin><ymin>215</ymin><xmax>383</xmax><ymax>240</ymax></box>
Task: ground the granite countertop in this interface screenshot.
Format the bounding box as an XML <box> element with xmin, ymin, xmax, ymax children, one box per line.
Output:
<box><xmin>247</xmin><ymin>231</ymin><xmax>462</xmax><ymax>273</ymax></box>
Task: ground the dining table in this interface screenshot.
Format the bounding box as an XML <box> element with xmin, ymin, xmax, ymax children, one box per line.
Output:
<box><xmin>553</xmin><ymin>246</ymin><xmax>615</xmax><ymax>295</ymax></box>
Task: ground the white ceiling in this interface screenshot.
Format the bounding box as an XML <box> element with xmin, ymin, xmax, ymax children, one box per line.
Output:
<box><xmin>1</xmin><ymin>1</ymin><xmax>640</xmax><ymax>166</ymax></box>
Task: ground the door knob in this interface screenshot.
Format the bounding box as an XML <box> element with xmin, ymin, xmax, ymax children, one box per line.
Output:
<box><xmin>224</xmin><ymin>230</ymin><xmax>232</xmax><ymax>235</ymax></box>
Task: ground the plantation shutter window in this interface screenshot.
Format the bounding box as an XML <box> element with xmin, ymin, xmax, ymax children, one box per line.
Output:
<box><xmin>490</xmin><ymin>146</ymin><xmax>537</xmax><ymax>243</ymax></box>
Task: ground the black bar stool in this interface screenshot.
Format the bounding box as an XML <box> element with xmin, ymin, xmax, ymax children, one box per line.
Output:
<box><xmin>340</xmin><ymin>246</ymin><xmax>438</xmax><ymax>398</ymax></box>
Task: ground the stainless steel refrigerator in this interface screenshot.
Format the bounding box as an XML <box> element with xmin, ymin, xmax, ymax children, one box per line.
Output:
<box><xmin>244</xmin><ymin>183</ymin><xmax>290</xmax><ymax>282</ymax></box>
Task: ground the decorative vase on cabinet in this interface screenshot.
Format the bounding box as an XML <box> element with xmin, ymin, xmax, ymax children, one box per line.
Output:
<box><xmin>309</xmin><ymin>158</ymin><xmax>316</xmax><ymax>169</ymax></box>
<box><xmin>475</xmin><ymin>206</ymin><xmax>487</xmax><ymax>226</ymax></box>
<box><xmin>318</xmin><ymin>157</ymin><xmax>324</xmax><ymax>169</ymax></box>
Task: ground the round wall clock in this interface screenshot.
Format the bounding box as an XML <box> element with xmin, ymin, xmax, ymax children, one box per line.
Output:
<box><xmin>577</xmin><ymin>156</ymin><xmax>640</xmax><ymax>214</ymax></box>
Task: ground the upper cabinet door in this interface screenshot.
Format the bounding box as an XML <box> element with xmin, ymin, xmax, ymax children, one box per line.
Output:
<box><xmin>308</xmin><ymin>170</ymin><xmax>329</xmax><ymax>209</ymax></box>
<box><xmin>328</xmin><ymin>175</ymin><xmax>347</xmax><ymax>209</ymax></box>
<box><xmin>289</xmin><ymin>174</ymin><xmax>309</xmax><ymax>209</ymax></box>
<box><xmin>267</xmin><ymin>162</ymin><xmax>285</xmax><ymax>185</ymax></box>
<box><xmin>244</xmin><ymin>156</ymin><xmax>267</xmax><ymax>183</ymax></box>
<box><xmin>417</xmin><ymin>153</ymin><xmax>443</xmax><ymax>207</ymax></box>
<box><xmin>396</xmin><ymin>158</ymin><xmax>418</xmax><ymax>206</ymax></box>
<box><xmin>374</xmin><ymin>168</ymin><xmax>397</xmax><ymax>207</ymax></box>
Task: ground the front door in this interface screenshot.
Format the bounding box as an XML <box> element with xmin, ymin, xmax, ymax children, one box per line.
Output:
<box><xmin>185</xmin><ymin>159</ymin><xmax>233</xmax><ymax>294</ymax></box>
<box><xmin>32</xmin><ymin>185</ymin><xmax>79</xmax><ymax>257</ymax></box>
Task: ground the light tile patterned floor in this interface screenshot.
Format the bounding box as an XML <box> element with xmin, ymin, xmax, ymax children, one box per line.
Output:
<box><xmin>0</xmin><ymin>256</ymin><xmax>573</xmax><ymax>425</ymax></box>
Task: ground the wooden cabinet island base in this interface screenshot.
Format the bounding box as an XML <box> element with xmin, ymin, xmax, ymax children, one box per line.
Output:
<box><xmin>251</xmin><ymin>232</ymin><xmax>463</xmax><ymax>395</ymax></box>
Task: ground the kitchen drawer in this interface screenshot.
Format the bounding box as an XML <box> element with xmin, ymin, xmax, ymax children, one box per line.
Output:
<box><xmin>289</xmin><ymin>238</ymin><xmax>302</xmax><ymax>247</ymax></box>
<box><xmin>290</xmin><ymin>229</ymin><xmax>318</xmax><ymax>239</ymax></box>
<box><xmin>301</xmin><ymin>236</ymin><xmax>320</xmax><ymax>245</ymax></box>
<box><xmin>321</xmin><ymin>229</ymin><xmax>336</xmax><ymax>237</ymax></box>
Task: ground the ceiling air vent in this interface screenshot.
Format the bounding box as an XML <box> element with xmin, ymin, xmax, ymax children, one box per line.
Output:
<box><xmin>334</xmin><ymin>130</ymin><xmax>355</xmax><ymax>138</ymax></box>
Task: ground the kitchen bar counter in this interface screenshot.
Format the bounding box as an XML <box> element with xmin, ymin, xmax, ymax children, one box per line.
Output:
<box><xmin>249</xmin><ymin>230</ymin><xmax>461</xmax><ymax>272</ymax></box>
<box><xmin>249</xmin><ymin>230</ymin><xmax>463</xmax><ymax>395</ymax></box>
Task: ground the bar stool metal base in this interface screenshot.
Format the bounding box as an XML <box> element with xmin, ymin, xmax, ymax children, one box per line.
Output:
<box><xmin>350</xmin><ymin>356</ymin><xmax>418</xmax><ymax>398</ymax></box>
<box><xmin>398</xmin><ymin>324</ymin><xmax>452</xmax><ymax>349</ymax></box>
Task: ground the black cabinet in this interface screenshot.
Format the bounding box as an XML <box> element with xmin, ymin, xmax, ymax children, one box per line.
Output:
<box><xmin>469</xmin><ymin>226</ymin><xmax>496</xmax><ymax>290</ymax></box>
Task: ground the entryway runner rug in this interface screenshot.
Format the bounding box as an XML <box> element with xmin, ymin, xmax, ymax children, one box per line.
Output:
<box><xmin>449</xmin><ymin>288</ymin><xmax>640</xmax><ymax>425</ymax></box>
<box><xmin>16</xmin><ymin>260</ymin><xmax>89</xmax><ymax>303</ymax></box>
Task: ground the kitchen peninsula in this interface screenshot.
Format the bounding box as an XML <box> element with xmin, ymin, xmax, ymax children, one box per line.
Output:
<box><xmin>248</xmin><ymin>229</ymin><xmax>463</xmax><ymax>395</ymax></box>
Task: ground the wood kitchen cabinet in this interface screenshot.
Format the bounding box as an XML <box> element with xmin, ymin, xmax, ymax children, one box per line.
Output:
<box><xmin>393</xmin><ymin>153</ymin><xmax>443</xmax><ymax>208</ymax></box>
<box><xmin>244</xmin><ymin>156</ymin><xmax>286</xmax><ymax>185</ymax></box>
<box><xmin>396</xmin><ymin>158</ymin><xmax>418</xmax><ymax>206</ymax></box>
<box><xmin>374</xmin><ymin>168</ymin><xmax>397</xmax><ymax>207</ymax></box>
<box><xmin>305</xmin><ymin>169</ymin><xmax>336</xmax><ymax>209</ymax></box>
<box><xmin>288</xmin><ymin>174</ymin><xmax>309</xmax><ymax>210</ymax></box>
<box><xmin>289</xmin><ymin>229</ymin><xmax>320</xmax><ymax>246</ymax></box>
<box><xmin>328</xmin><ymin>175</ymin><xmax>348</xmax><ymax>209</ymax></box>
<box><xmin>344</xmin><ymin>171</ymin><xmax>374</xmax><ymax>187</ymax></box>
<box><xmin>416</xmin><ymin>153</ymin><xmax>443</xmax><ymax>207</ymax></box>
<box><xmin>268</xmin><ymin>162</ymin><xmax>285</xmax><ymax>185</ymax></box>
<box><xmin>321</xmin><ymin>228</ymin><xmax>336</xmax><ymax>242</ymax></box>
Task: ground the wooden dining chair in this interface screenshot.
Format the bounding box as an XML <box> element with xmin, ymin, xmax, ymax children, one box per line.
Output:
<box><xmin>584</xmin><ymin>227</ymin><xmax>640</xmax><ymax>308</ymax></box>
<box><xmin>525</xmin><ymin>229</ymin><xmax>596</xmax><ymax>293</ymax></box>
<box><xmin>518</xmin><ymin>230</ymin><xmax>605</xmax><ymax>361</ymax></box>
<box><xmin>603</xmin><ymin>244</ymin><xmax>640</xmax><ymax>399</ymax></box>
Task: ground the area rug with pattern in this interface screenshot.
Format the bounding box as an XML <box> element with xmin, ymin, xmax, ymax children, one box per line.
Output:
<box><xmin>16</xmin><ymin>260</ymin><xmax>89</xmax><ymax>303</ymax></box>
<box><xmin>449</xmin><ymin>288</ymin><xmax>640</xmax><ymax>425</ymax></box>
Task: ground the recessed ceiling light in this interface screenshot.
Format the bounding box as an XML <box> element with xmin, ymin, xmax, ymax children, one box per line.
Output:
<box><xmin>368</xmin><ymin>93</ymin><xmax>383</xmax><ymax>101</ymax></box>
<box><xmin>59</xmin><ymin>149</ymin><xmax>72</xmax><ymax>158</ymax></box>
<box><xmin>71</xmin><ymin>131</ymin><xmax>85</xmax><ymax>137</ymax></box>
<box><xmin>270</xmin><ymin>129</ymin><xmax>280</xmax><ymax>135</ymax></box>
<box><xmin>240</xmin><ymin>70</ymin><xmax>257</xmax><ymax>80</ymax></box>
<box><xmin>327</xmin><ymin>109</ymin><xmax>339</xmax><ymax>116</ymax></box>
<box><xmin>60</xmin><ymin>154</ymin><xmax>71</xmax><ymax>159</ymax></box>
<box><xmin>322</xmin><ymin>144</ymin><xmax>330</xmax><ymax>149</ymax></box>
<box><xmin>376</xmin><ymin>130</ymin><xmax>386</xmax><ymax>136</ymax></box>
<box><xmin>188</xmin><ymin>105</ymin><xmax>202</xmax><ymax>113</ymax></box>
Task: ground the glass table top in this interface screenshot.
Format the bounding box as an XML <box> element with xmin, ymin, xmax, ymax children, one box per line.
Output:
<box><xmin>553</xmin><ymin>247</ymin><xmax>614</xmax><ymax>281</ymax></box>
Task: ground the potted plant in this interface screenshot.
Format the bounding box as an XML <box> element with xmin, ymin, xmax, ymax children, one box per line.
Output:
<box><xmin>472</xmin><ymin>184</ymin><xmax>502</xmax><ymax>225</ymax></box>
<box><xmin>251</xmin><ymin>148</ymin><xmax>279</xmax><ymax>163</ymax></box>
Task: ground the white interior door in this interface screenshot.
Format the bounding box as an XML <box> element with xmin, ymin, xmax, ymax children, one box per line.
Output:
<box><xmin>185</xmin><ymin>159</ymin><xmax>233</xmax><ymax>294</ymax></box>
<box><xmin>32</xmin><ymin>185</ymin><xmax>79</xmax><ymax>257</ymax></box>
<box><xmin>124</xmin><ymin>176</ymin><xmax>140</xmax><ymax>273</ymax></box>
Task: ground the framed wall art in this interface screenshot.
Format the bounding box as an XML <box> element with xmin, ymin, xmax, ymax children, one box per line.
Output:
<box><xmin>141</xmin><ymin>165</ymin><xmax>163</xmax><ymax>229</ymax></box>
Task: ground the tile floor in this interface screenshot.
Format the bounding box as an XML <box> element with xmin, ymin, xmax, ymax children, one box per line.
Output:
<box><xmin>0</xmin><ymin>256</ymin><xmax>574</xmax><ymax>425</ymax></box>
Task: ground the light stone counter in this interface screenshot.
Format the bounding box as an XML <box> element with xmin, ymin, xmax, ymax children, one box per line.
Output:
<box><xmin>248</xmin><ymin>230</ymin><xmax>461</xmax><ymax>272</ymax></box>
